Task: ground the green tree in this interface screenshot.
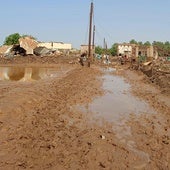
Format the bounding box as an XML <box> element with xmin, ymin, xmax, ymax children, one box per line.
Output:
<box><xmin>138</xmin><ymin>41</ymin><xmax>143</xmax><ymax>45</ymax></box>
<box><xmin>152</xmin><ymin>41</ymin><xmax>164</xmax><ymax>48</ymax></box>
<box><xmin>95</xmin><ymin>46</ymin><xmax>103</xmax><ymax>55</ymax></box>
<box><xmin>144</xmin><ymin>41</ymin><xmax>151</xmax><ymax>46</ymax></box>
<box><xmin>109</xmin><ymin>43</ymin><xmax>118</xmax><ymax>56</ymax></box>
<box><xmin>4</xmin><ymin>33</ymin><xmax>21</xmax><ymax>45</ymax></box>
<box><xmin>129</xmin><ymin>39</ymin><xmax>138</xmax><ymax>44</ymax></box>
<box><xmin>164</xmin><ymin>41</ymin><xmax>170</xmax><ymax>51</ymax></box>
<box><xmin>164</xmin><ymin>41</ymin><xmax>170</xmax><ymax>46</ymax></box>
<box><xmin>152</xmin><ymin>41</ymin><xmax>170</xmax><ymax>56</ymax></box>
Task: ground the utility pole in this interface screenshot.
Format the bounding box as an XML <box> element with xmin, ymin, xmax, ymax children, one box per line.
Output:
<box><xmin>88</xmin><ymin>1</ymin><xmax>93</xmax><ymax>67</ymax></box>
<box><xmin>92</xmin><ymin>25</ymin><xmax>95</xmax><ymax>59</ymax></box>
<box><xmin>103</xmin><ymin>38</ymin><xmax>106</xmax><ymax>50</ymax></box>
<box><xmin>92</xmin><ymin>25</ymin><xmax>95</xmax><ymax>47</ymax></box>
<box><xmin>103</xmin><ymin>38</ymin><xmax>107</xmax><ymax>54</ymax></box>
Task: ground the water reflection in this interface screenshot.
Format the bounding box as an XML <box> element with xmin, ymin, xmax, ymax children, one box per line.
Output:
<box><xmin>91</xmin><ymin>74</ymin><xmax>156</xmax><ymax>121</ymax></box>
<box><xmin>0</xmin><ymin>66</ymin><xmax>61</xmax><ymax>81</ymax></box>
<box><xmin>80</xmin><ymin>69</ymin><xmax>156</xmax><ymax>124</ymax></box>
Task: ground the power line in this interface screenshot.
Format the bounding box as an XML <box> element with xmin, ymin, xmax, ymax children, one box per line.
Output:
<box><xmin>93</xmin><ymin>16</ymin><xmax>115</xmax><ymax>46</ymax></box>
<box><xmin>84</xmin><ymin>22</ymin><xmax>89</xmax><ymax>45</ymax></box>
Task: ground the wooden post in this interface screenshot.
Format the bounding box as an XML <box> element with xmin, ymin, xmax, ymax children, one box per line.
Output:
<box><xmin>88</xmin><ymin>2</ymin><xmax>93</xmax><ymax>67</ymax></box>
<box><xmin>92</xmin><ymin>25</ymin><xmax>95</xmax><ymax>60</ymax></box>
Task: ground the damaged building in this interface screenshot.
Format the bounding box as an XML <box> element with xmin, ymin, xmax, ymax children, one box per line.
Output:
<box><xmin>37</xmin><ymin>42</ymin><xmax>72</xmax><ymax>55</ymax></box>
<box><xmin>80</xmin><ymin>45</ymin><xmax>95</xmax><ymax>55</ymax></box>
<box><xmin>0</xmin><ymin>45</ymin><xmax>26</xmax><ymax>57</ymax></box>
<box><xmin>0</xmin><ymin>45</ymin><xmax>13</xmax><ymax>56</ymax></box>
<box><xmin>117</xmin><ymin>43</ymin><xmax>158</xmax><ymax>59</ymax></box>
<box><xmin>19</xmin><ymin>37</ymin><xmax>38</xmax><ymax>55</ymax></box>
<box><xmin>0</xmin><ymin>36</ymin><xmax>37</xmax><ymax>57</ymax></box>
<box><xmin>38</xmin><ymin>42</ymin><xmax>72</xmax><ymax>51</ymax></box>
<box><xmin>0</xmin><ymin>37</ymin><xmax>72</xmax><ymax>57</ymax></box>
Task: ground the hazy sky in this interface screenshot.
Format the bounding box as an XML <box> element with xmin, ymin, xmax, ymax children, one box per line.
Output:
<box><xmin>0</xmin><ymin>0</ymin><xmax>169</xmax><ymax>48</ymax></box>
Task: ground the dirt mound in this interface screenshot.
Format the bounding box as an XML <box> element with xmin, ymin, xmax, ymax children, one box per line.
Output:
<box><xmin>140</xmin><ymin>62</ymin><xmax>170</xmax><ymax>94</ymax></box>
<box><xmin>0</xmin><ymin>55</ymin><xmax>79</xmax><ymax>65</ymax></box>
<box><xmin>150</xmin><ymin>70</ymin><xmax>170</xmax><ymax>94</ymax></box>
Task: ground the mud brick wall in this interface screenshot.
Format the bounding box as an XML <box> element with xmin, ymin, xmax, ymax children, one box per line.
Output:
<box><xmin>150</xmin><ymin>69</ymin><xmax>170</xmax><ymax>94</ymax></box>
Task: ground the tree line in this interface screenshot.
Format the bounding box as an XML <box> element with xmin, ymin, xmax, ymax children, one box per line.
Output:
<box><xmin>95</xmin><ymin>39</ymin><xmax>170</xmax><ymax>56</ymax></box>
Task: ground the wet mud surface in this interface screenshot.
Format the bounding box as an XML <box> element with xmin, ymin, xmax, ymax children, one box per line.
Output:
<box><xmin>0</xmin><ymin>57</ymin><xmax>169</xmax><ymax>169</ymax></box>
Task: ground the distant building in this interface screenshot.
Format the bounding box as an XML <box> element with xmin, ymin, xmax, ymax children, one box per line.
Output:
<box><xmin>117</xmin><ymin>43</ymin><xmax>158</xmax><ymax>59</ymax></box>
<box><xmin>38</xmin><ymin>42</ymin><xmax>72</xmax><ymax>50</ymax></box>
<box><xmin>0</xmin><ymin>40</ymin><xmax>72</xmax><ymax>57</ymax></box>
<box><xmin>117</xmin><ymin>44</ymin><xmax>136</xmax><ymax>57</ymax></box>
<box><xmin>80</xmin><ymin>45</ymin><xmax>95</xmax><ymax>55</ymax></box>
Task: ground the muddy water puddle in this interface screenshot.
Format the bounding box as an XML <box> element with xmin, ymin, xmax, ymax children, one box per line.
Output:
<box><xmin>0</xmin><ymin>66</ymin><xmax>69</xmax><ymax>81</ymax></box>
<box><xmin>80</xmin><ymin>67</ymin><xmax>156</xmax><ymax>123</ymax></box>
<box><xmin>77</xmin><ymin>67</ymin><xmax>157</xmax><ymax>167</ymax></box>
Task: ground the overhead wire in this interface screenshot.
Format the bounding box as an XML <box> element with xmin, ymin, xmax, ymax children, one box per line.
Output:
<box><xmin>84</xmin><ymin>0</ymin><xmax>94</xmax><ymax>45</ymax></box>
<box><xmin>93</xmin><ymin>11</ymin><xmax>115</xmax><ymax>47</ymax></box>
<box><xmin>83</xmin><ymin>0</ymin><xmax>115</xmax><ymax>48</ymax></box>
<box><xmin>84</xmin><ymin>21</ymin><xmax>89</xmax><ymax>45</ymax></box>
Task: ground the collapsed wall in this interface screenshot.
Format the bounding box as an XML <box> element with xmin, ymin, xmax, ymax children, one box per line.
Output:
<box><xmin>141</xmin><ymin>62</ymin><xmax>170</xmax><ymax>94</ymax></box>
<box><xmin>151</xmin><ymin>69</ymin><xmax>170</xmax><ymax>94</ymax></box>
<box><xmin>19</xmin><ymin>37</ymin><xmax>38</xmax><ymax>55</ymax></box>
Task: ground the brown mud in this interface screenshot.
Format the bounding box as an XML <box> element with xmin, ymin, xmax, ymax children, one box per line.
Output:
<box><xmin>0</xmin><ymin>56</ymin><xmax>169</xmax><ymax>170</ymax></box>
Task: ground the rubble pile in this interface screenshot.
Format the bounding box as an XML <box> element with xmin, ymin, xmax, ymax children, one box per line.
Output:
<box><xmin>141</xmin><ymin>61</ymin><xmax>170</xmax><ymax>94</ymax></box>
<box><xmin>19</xmin><ymin>37</ymin><xmax>38</xmax><ymax>55</ymax></box>
<box><xmin>0</xmin><ymin>36</ymin><xmax>68</xmax><ymax>58</ymax></box>
<box><xmin>151</xmin><ymin>64</ymin><xmax>170</xmax><ymax>94</ymax></box>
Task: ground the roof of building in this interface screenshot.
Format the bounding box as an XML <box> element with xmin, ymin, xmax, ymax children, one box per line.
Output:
<box><xmin>19</xmin><ymin>37</ymin><xmax>38</xmax><ymax>50</ymax></box>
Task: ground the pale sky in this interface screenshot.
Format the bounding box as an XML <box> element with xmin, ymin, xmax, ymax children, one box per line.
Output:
<box><xmin>0</xmin><ymin>0</ymin><xmax>170</xmax><ymax>48</ymax></box>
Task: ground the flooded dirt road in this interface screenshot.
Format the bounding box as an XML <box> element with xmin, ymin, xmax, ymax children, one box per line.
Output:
<box><xmin>0</xmin><ymin>61</ymin><xmax>169</xmax><ymax>169</ymax></box>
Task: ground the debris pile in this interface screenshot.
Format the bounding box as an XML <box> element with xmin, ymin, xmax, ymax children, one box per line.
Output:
<box><xmin>33</xmin><ymin>46</ymin><xmax>50</xmax><ymax>56</ymax></box>
<box><xmin>141</xmin><ymin>61</ymin><xmax>170</xmax><ymax>94</ymax></box>
<box><xmin>0</xmin><ymin>36</ymin><xmax>72</xmax><ymax>58</ymax></box>
<box><xmin>150</xmin><ymin>63</ymin><xmax>170</xmax><ymax>94</ymax></box>
<box><xmin>19</xmin><ymin>37</ymin><xmax>38</xmax><ymax>55</ymax></box>
<box><xmin>0</xmin><ymin>45</ymin><xmax>26</xmax><ymax>58</ymax></box>
<box><xmin>0</xmin><ymin>45</ymin><xmax>13</xmax><ymax>57</ymax></box>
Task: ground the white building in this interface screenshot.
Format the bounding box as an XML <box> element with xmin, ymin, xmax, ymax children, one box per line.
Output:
<box><xmin>117</xmin><ymin>44</ymin><xmax>134</xmax><ymax>56</ymax></box>
<box><xmin>80</xmin><ymin>45</ymin><xmax>95</xmax><ymax>55</ymax></box>
<box><xmin>118</xmin><ymin>43</ymin><xmax>158</xmax><ymax>59</ymax></box>
<box><xmin>38</xmin><ymin>42</ymin><xmax>72</xmax><ymax>50</ymax></box>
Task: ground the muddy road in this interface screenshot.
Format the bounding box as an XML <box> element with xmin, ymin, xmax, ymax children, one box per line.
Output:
<box><xmin>0</xmin><ymin>57</ymin><xmax>169</xmax><ymax>169</ymax></box>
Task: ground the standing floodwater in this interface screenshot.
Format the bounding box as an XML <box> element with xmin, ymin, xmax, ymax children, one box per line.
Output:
<box><xmin>79</xmin><ymin>67</ymin><xmax>156</xmax><ymax>123</ymax></box>
<box><xmin>0</xmin><ymin>66</ymin><xmax>71</xmax><ymax>81</ymax></box>
<box><xmin>76</xmin><ymin>67</ymin><xmax>157</xmax><ymax>168</ymax></box>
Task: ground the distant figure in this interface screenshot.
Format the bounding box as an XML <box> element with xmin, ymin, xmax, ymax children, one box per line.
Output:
<box><xmin>118</xmin><ymin>54</ymin><xmax>124</xmax><ymax>65</ymax></box>
<box><xmin>105</xmin><ymin>54</ymin><xmax>110</xmax><ymax>64</ymax></box>
<box><xmin>79</xmin><ymin>52</ymin><xmax>86</xmax><ymax>66</ymax></box>
<box><xmin>124</xmin><ymin>55</ymin><xmax>127</xmax><ymax>64</ymax></box>
<box><xmin>106</xmin><ymin>55</ymin><xmax>109</xmax><ymax>63</ymax></box>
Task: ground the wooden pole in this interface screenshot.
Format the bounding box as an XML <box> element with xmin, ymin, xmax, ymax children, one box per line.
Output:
<box><xmin>103</xmin><ymin>38</ymin><xmax>107</xmax><ymax>54</ymax></box>
<box><xmin>88</xmin><ymin>2</ymin><xmax>93</xmax><ymax>67</ymax></box>
<box><xmin>92</xmin><ymin>25</ymin><xmax>95</xmax><ymax>60</ymax></box>
<box><xmin>103</xmin><ymin>38</ymin><xmax>106</xmax><ymax>49</ymax></box>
